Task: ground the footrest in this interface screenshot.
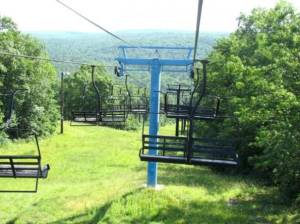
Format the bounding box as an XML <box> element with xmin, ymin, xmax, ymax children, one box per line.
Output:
<box><xmin>140</xmin><ymin>151</ymin><xmax>187</xmax><ymax>164</ymax></box>
<box><xmin>190</xmin><ymin>158</ymin><xmax>238</xmax><ymax>166</ymax></box>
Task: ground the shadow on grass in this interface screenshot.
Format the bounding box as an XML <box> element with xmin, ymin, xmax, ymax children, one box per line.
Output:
<box><xmin>47</xmin><ymin>188</ymin><xmax>144</xmax><ymax>224</ymax></box>
<box><xmin>127</xmin><ymin>196</ymin><xmax>285</xmax><ymax>224</ymax></box>
<box><xmin>158</xmin><ymin>164</ymin><xmax>241</xmax><ymax>194</ymax></box>
<box><xmin>45</xmin><ymin>165</ymin><xmax>287</xmax><ymax>224</ymax></box>
<box><xmin>127</xmin><ymin>202</ymin><xmax>248</xmax><ymax>224</ymax></box>
<box><xmin>6</xmin><ymin>217</ymin><xmax>18</xmax><ymax>224</ymax></box>
<box><xmin>46</xmin><ymin>189</ymin><xmax>286</xmax><ymax>224</ymax></box>
<box><xmin>48</xmin><ymin>201</ymin><xmax>112</xmax><ymax>224</ymax></box>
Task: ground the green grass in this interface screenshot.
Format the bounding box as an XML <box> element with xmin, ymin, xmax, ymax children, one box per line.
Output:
<box><xmin>0</xmin><ymin>124</ymin><xmax>295</xmax><ymax>224</ymax></box>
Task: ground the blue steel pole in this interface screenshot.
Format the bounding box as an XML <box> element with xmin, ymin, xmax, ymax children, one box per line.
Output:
<box><xmin>147</xmin><ymin>59</ymin><xmax>161</xmax><ymax>187</ymax></box>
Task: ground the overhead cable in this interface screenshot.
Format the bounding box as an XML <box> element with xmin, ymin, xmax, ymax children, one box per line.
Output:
<box><xmin>0</xmin><ymin>50</ymin><xmax>115</xmax><ymax>68</ymax></box>
<box><xmin>55</xmin><ymin>0</ymin><xmax>132</xmax><ymax>46</ymax></box>
<box><xmin>193</xmin><ymin>0</ymin><xmax>204</xmax><ymax>63</ymax></box>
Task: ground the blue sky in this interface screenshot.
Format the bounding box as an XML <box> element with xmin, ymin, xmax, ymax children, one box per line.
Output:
<box><xmin>1</xmin><ymin>0</ymin><xmax>300</xmax><ymax>32</ymax></box>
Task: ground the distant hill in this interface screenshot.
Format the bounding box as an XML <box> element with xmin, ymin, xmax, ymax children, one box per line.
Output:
<box><xmin>30</xmin><ymin>31</ymin><xmax>228</xmax><ymax>70</ymax></box>
<box><xmin>30</xmin><ymin>31</ymin><xmax>228</xmax><ymax>88</ymax></box>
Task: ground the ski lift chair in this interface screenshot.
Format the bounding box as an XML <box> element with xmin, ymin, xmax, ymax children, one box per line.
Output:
<box><xmin>139</xmin><ymin>62</ymin><xmax>207</xmax><ymax>165</ymax></box>
<box><xmin>70</xmin><ymin>82</ymin><xmax>99</xmax><ymax>125</ymax></box>
<box><xmin>139</xmin><ymin>115</ymin><xmax>189</xmax><ymax>164</ymax></box>
<box><xmin>140</xmin><ymin>134</ymin><xmax>188</xmax><ymax>164</ymax></box>
<box><xmin>0</xmin><ymin>128</ymin><xmax>50</xmax><ymax>192</ymax></box>
<box><xmin>71</xmin><ymin>111</ymin><xmax>98</xmax><ymax>124</ymax></box>
<box><xmin>140</xmin><ymin>60</ymin><xmax>239</xmax><ymax>167</ymax></box>
<box><xmin>0</xmin><ymin>89</ymin><xmax>50</xmax><ymax>192</ymax></box>
<box><xmin>122</xmin><ymin>75</ymin><xmax>149</xmax><ymax>115</ymax></box>
<box><xmin>140</xmin><ymin>123</ymin><xmax>239</xmax><ymax>166</ymax></box>
<box><xmin>127</xmin><ymin>87</ymin><xmax>149</xmax><ymax>114</ymax></box>
<box><xmin>186</xmin><ymin>60</ymin><xmax>239</xmax><ymax>166</ymax></box>
<box><xmin>128</xmin><ymin>95</ymin><xmax>149</xmax><ymax>114</ymax></box>
<box><xmin>100</xmin><ymin>85</ymin><xmax>127</xmax><ymax>124</ymax></box>
<box><xmin>164</xmin><ymin>85</ymin><xmax>221</xmax><ymax>121</ymax></box>
<box><xmin>189</xmin><ymin>137</ymin><xmax>238</xmax><ymax>166</ymax></box>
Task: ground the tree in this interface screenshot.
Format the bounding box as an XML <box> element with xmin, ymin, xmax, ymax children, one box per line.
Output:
<box><xmin>0</xmin><ymin>16</ymin><xmax>59</xmax><ymax>136</ymax></box>
<box><xmin>202</xmin><ymin>1</ymin><xmax>300</xmax><ymax>199</ymax></box>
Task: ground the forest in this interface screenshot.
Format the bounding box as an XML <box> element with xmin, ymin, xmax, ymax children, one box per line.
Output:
<box><xmin>30</xmin><ymin>31</ymin><xmax>226</xmax><ymax>89</ymax></box>
<box><xmin>0</xmin><ymin>1</ymin><xmax>299</xmax><ymax>223</ymax></box>
<box><xmin>31</xmin><ymin>31</ymin><xmax>226</xmax><ymax>72</ymax></box>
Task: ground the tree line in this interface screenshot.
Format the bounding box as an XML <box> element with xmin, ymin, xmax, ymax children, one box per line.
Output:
<box><xmin>202</xmin><ymin>1</ymin><xmax>300</xmax><ymax>199</ymax></box>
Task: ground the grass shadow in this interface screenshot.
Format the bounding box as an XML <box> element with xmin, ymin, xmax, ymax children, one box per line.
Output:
<box><xmin>50</xmin><ymin>201</ymin><xmax>112</xmax><ymax>224</ymax></box>
<box><xmin>127</xmin><ymin>201</ymin><xmax>247</xmax><ymax>224</ymax></box>
<box><xmin>47</xmin><ymin>181</ymin><xmax>288</xmax><ymax>224</ymax></box>
<box><xmin>6</xmin><ymin>217</ymin><xmax>18</xmax><ymax>224</ymax></box>
<box><xmin>48</xmin><ymin>188</ymin><xmax>144</xmax><ymax>224</ymax></box>
<box><xmin>103</xmin><ymin>190</ymin><xmax>288</xmax><ymax>224</ymax></box>
<box><xmin>158</xmin><ymin>164</ymin><xmax>242</xmax><ymax>194</ymax></box>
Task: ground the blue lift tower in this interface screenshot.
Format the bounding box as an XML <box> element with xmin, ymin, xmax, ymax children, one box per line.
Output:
<box><xmin>116</xmin><ymin>46</ymin><xmax>194</xmax><ymax>187</ymax></box>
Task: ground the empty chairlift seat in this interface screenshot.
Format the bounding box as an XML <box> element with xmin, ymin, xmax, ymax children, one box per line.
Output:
<box><xmin>72</xmin><ymin>111</ymin><xmax>98</xmax><ymax>123</ymax></box>
<box><xmin>101</xmin><ymin>110</ymin><xmax>127</xmax><ymax>123</ymax></box>
<box><xmin>101</xmin><ymin>98</ymin><xmax>127</xmax><ymax>123</ymax></box>
<box><xmin>190</xmin><ymin>138</ymin><xmax>238</xmax><ymax>166</ymax></box>
<box><xmin>139</xmin><ymin>134</ymin><xmax>239</xmax><ymax>167</ymax></box>
<box><xmin>140</xmin><ymin>134</ymin><xmax>188</xmax><ymax>164</ymax></box>
<box><xmin>193</xmin><ymin>96</ymin><xmax>221</xmax><ymax>120</ymax></box>
<box><xmin>0</xmin><ymin>128</ymin><xmax>50</xmax><ymax>192</ymax></box>
<box><xmin>164</xmin><ymin>85</ymin><xmax>191</xmax><ymax>118</ymax></box>
<box><xmin>0</xmin><ymin>156</ymin><xmax>49</xmax><ymax>178</ymax></box>
<box><xmin>70</xmin><ymin>80</ymin><xmax>99</xmax><ymax>124</ymax></box>
<box><xmin>165</xmin><ymin>93</ymin><xmax>221</xmax><ymax>120</ymax></box>
<box><xmin>127</xmin><ymin>96</ymin><xmax>149</xmax><ymax>114</ymax></box>
<box><xmin>124</xmin><ymin>78</ymin><xmax>149</xmax><ymax>114</ymax></box>
<box><xmin>0</xmin><ymin>129</ymin><xmax>50</xmax><ymax>179</ymax></box>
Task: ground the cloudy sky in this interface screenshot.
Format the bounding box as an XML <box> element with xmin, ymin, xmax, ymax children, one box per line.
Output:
<box><xmin>0</xmin><ymin>0</ymin><xmax>300</xmax><ymax>32</ymax></box>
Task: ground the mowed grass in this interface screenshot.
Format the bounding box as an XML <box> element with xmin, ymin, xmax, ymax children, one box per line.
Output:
<box><xmin>0</xmin><ymin>124</ymin><xmax>294</xmax><ymax>224</ymax></box>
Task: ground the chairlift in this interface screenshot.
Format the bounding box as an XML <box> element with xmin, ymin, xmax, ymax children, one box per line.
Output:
<box><xmin>189</xmin><ymin>138</ymin><xmax>238</xmax><ymax>166</ymax></box>
<box><xmin>124</xmin><ymin>75</ymin><xmax>149</xmax><ymax>114</ymax></box>
<box><xmin>72</xmin><ymin>65</ymin><xmax>129</xmax><ymax>125</ymax></box>
<box><xmin>71</xmin><ymin>82</ymin><xmax>98</xmax><ymax>125</ymax></box>
<box><xmin>140</xmin><ymin>60</ymin><xmax>239</xmax><ymax>167</ymax></box>
<box><xmin>139</xmin><ymin>114</ymin><xmax>239</xmax><ymax>166</ymax></box>
<box><xmin>101</xmin><ymin>84</ymin><xmax>127</xmax><ymax>124</ymax></box>
<box><xmin>164</xmin><ymin>65</ymin><xmax>221</xmax><ymax>121</ymax></box>
<box><xmin>0</xmin><ymin>128</ymin><xmax>50</xmax><ymax>193</ymax></box>
<box><xmin>71</xmin><ymin>111</ymin><xmax>98</xmax><ymax>124</ymax></box>
<box><xmin>139</xmin><ymin>113</ymin><xmax>188</xmax><ymax>164</ymax></box>
<box><xmin>0</xmin><ymin>89</ymin><xmax>50</xmax><ymax>193</ymax></box>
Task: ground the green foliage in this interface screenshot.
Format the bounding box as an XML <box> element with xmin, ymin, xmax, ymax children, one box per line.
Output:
<box><xmin>0</xmin><ymin>16</ymin><xmax>59</xmax><ymax>136</ymax></box>
<box><xmin>124</xmin><ymin>115</ymin><xmax>141</xmax><ymax>131</ymax></box>
<box><xmin>204</xmin><ymin>1</ymin><xmax>300</xmax><ymax>199</ymax></box>
<box><xmin>0</xmin><ymin>125</ymin><xmax>292</xmax><ymax>223</ymax></box>
<box><xmin>31</xmin><ymin>31</ymin><xmax>226</xmax><ymax>89</ymax></box>
<box><xmin>0</xmin><ymin>16</ymin><xmax>17</xmax><ymax>31</ymax></box>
